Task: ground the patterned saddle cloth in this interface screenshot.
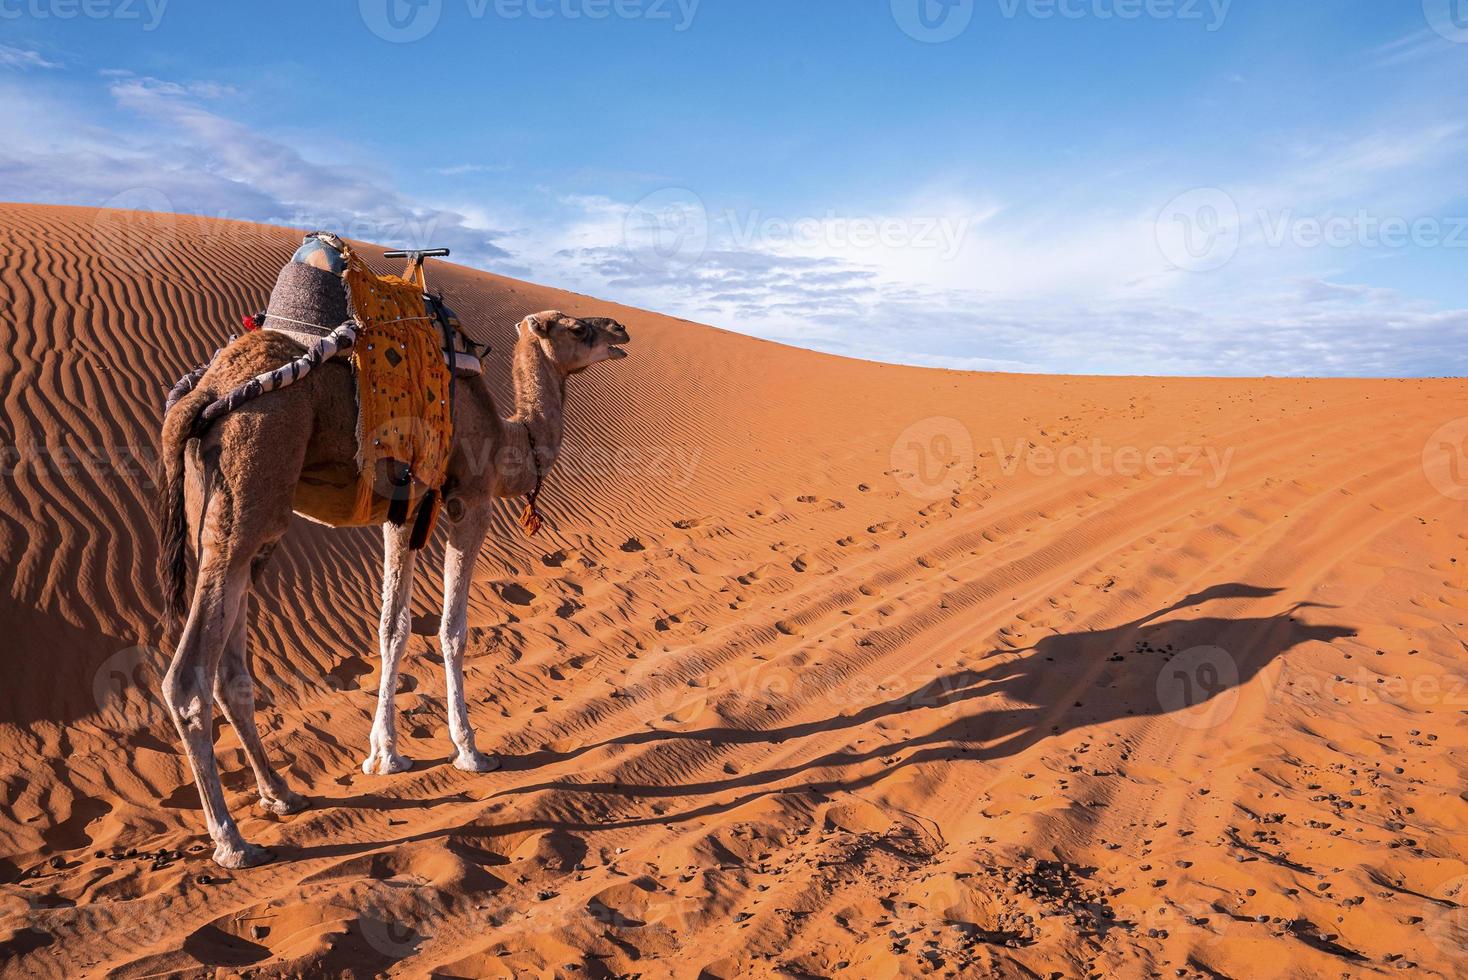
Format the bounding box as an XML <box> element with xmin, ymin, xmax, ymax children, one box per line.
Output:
<box><xmin>339</xmin><ymin>244</ymin><xmax>454</xmax><ymax>533</ymax></box>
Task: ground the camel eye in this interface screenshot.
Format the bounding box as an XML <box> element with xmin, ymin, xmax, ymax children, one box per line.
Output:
<box><xmin>570</xmin><ymin>323</ymin><xmax>589</xmax><ymax>339</ymax></box>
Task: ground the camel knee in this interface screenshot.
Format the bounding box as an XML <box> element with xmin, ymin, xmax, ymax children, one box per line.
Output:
<box><xmin>164</xmin><ymin>664</ymin><xmax>212</xmax><ymax>734</ymax></box>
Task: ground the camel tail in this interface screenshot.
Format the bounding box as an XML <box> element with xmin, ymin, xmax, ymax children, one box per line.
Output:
<box><xmin>157</xmin><ymin>387</ymin><xmax>213</xmax><ymax>628</ymax></box>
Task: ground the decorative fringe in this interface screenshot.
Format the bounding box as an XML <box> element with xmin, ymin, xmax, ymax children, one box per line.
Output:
<box><xmin>409</xmin><ymin>490</ymin><xmax>440</xmax><ymax>550</ymax></box>
<box><xmin>385</xmin><ymin>460</ymin><xmax>413</xmax><ymax>526</ymax></box>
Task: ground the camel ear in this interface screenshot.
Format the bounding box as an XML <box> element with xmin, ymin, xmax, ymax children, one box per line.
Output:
<box><xmin>523</xmin><ymin>311</ymin><xmax>563</xmax><ymax>338</ymax></box>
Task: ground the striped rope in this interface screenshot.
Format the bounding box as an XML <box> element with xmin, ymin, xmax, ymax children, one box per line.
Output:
<box><xmin>198</xmin><ymin>321</ymin><xmax>358</xmax><ymax>428</ymax></box>
<box><xmin>164</xmin><ymin>341</ymin><xmax>230</xmax><ymax>414</ymax></box>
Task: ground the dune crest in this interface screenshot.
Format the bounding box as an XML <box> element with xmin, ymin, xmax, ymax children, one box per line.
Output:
<box><xmin>1</xmin><ymin>204</ymin><xmax>1466</xmax><ymax>978</ymax></box>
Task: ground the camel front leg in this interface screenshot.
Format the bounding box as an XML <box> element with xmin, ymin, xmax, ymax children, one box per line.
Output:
<box><xmin>363</xmin><ymin>522</ymin><xmax>418</xmax><ymax>775</ymax></box>
<box><xmin>441</xmin><ymin>504</ymin><xmax>497</xmax><ymax>773</ymax></box>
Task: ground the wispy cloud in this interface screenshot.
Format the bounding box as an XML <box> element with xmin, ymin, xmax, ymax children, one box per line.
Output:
<box><xmin>430</xmin><ymin>163</ymin><xmax>510</xmax><ymax>176</ymax></box>
<box><xmin>0</xmin><ymin>45</ymin><xmax>61</xmax><ymax>71</ymax></box>
<box><xmin>0</xmin><ymin>65</ymin><xmax>1463</xmax><ymax>377</ymax></box>
<box><xmin>0</xmin><ymin>72</ymin><xmax>516</xmax><ymax>271</ymax></box>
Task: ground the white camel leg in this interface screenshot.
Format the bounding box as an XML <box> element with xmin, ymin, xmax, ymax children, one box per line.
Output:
<box><xmin>363</xmin><ymin>522</ymin><xmax>417</xmax><ymax>775</ymax></box>
<box><xmin>440</xmin><ymin>504</ymin><xmax>497</xmax><ymax>772</ymax></box>
<box><xmin>164</xmin><ymin>551</ymin><xmax>272</xmax><ymax>869</ymax></box>
<box><xmin>214</xmin><ymin>585</ymin><xmax>309</xmax><ymax>815</ymax></box>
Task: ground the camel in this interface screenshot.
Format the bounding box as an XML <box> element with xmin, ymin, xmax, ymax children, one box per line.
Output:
<box><xmin>157</xmin><ymin>307</ymin><xmax>630</xmax><ymax>868</ymax></box>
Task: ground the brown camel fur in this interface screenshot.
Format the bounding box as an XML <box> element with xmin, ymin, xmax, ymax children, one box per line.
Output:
<box><xmin>156</xmin><ymin>311</ymin><xmax>630</xmax><ymax>868</ymax></box>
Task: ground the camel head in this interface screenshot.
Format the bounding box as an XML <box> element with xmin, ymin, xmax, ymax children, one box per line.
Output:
<box><xmin>520</xmin><ymin>310</ymin><xmax>631</xmax><ymax>375</ymax></box>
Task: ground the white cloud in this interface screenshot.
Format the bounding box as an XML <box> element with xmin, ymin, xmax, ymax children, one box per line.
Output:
<box><xmin>0</xmin><ymin>72</ymin><xmax>516</xmax><ymax>270</ymax></box>
<box><xmin>0</xmin><ymin>45</ymin><xmax>61</xmax><ymax>71</ymax></box>
<box><xmin>0</xmin><ymin>68</ymin><xmax>1463</xmax><ymax>377</ymax></box>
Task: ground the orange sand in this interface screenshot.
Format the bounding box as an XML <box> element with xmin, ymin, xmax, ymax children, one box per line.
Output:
<box><xmin>1</xmin><ymin>204</ymin><xmax>1466</xmax><ymax>978</ymax></box>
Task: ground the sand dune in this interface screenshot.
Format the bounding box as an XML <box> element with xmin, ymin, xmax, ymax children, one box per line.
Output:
<box><xmin>1</xmin><ymin>203</ymin><xmax>1466</xmax><ymax>978</ymax></box>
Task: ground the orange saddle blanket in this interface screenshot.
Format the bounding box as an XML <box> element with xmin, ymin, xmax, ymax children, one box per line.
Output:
<box><xmin>340</xmin><ymin>248</ymin><xmax>453</xmax><ymax>531</ymax></box>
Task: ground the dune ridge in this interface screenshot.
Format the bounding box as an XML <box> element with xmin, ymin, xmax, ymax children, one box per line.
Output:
<box><xmin>1</xmin><ymin>203</ymin><xmax>1465</xmax><ymax>978</ymax></box>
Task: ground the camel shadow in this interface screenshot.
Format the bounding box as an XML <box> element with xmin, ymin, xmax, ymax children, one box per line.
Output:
<box><xmin>280</xmin><ymin>582</ymin><xmax>1356</xmax><ymax>865</ymax></box>
<box><xmin>494</xmin><ymin>582</ymin><xmax>1355</xmax><ymax>807</ymax></box>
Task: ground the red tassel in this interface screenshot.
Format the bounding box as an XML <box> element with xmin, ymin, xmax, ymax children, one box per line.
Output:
<box><xmin>242</xmin><ymin>312</ymin><xmax>264</xmax><ymax>332</ymax></box>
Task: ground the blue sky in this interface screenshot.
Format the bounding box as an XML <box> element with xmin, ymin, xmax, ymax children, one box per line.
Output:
<box><xmin>2</xmin><ymin>0</ymin><xmax>1466</xmax><ymax>376</ymax></box>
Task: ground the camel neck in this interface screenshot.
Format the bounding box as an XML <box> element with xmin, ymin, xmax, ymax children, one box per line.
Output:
<box><xmin>510</xmin><ymin>337</ymin><xmax>566</xmax><ymax>465</ymax></box>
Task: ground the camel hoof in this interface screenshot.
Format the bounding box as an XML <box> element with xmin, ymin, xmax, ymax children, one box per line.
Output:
<box><xmin>259</xmin><ymin>791</ymin><xmax>310</xmax><ymax>816</ymax></box>
<box><xmin>213</xmin><ymin>841</ymin><xmax>275</xmax><ymax>870</ymax></box>
<box><xmin>362</xmin><ymin>752</ymin><xmax>412</xmax><ymax>776</ymax></box>
<box><xmin>453</xmin><ymin>750</ymin><xmax>499</xmax><ymax>773</ymax></box>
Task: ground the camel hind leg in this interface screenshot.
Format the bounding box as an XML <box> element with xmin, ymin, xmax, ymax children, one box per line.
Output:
<box><xmin>164</xmin><ymin>537</ymin><xmax>273</xmax><ymax>869</ymax></box>
<box><xmin>165</xmin><ymin>402</ymin><xmax>308</xmax><ymax>868</ymax></box>
<box><xmin>213</xmin><ymin>547</ymin><xmax>309</xmax><ymax>816</ymax></box>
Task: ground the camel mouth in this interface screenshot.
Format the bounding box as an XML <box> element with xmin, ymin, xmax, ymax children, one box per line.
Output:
<box><xmin>607</xmin><ymin>345</ymin><xmax>628</xmax><ymax>359</ymax></box>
